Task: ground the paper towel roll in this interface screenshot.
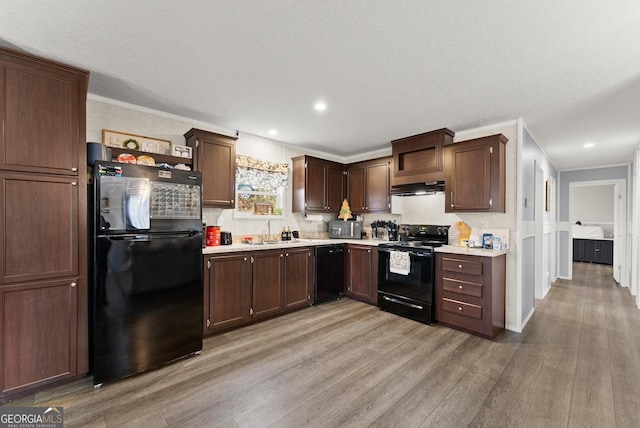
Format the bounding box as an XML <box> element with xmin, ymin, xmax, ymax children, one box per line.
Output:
<box><xmin>304</xmin><ymin>214</ymin><xmax>324</xmax><ymax>222</ymax></box>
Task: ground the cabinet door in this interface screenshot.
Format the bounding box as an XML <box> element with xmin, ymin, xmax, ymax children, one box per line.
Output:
<box><xmin>0</xmin><ymin>53</ymin><xmax>87</xmax><ymax>175</ymax></box>
<box><xmin>347</xmin><ymin>166</ymin><xmax>365</xmax><ymax>212</ymax></box>
<box><xmin>445</xmin><ymin>134</ymin><xmax>507</xmax><ymax>213</ymax></box>
<box><xmin>0</xmin><ymin>173</ymin><xmax>78</xmax><ymax>284</ymax></box>
<box><xmin>305</xmin><ymin>160</ymin><xmax>327</xmax><ymax>211</ymax></box>
<box><xmin>573</xmin><ymin>239</ymin><xmax>585</xmax><ymax>262</ymax></box>
<box><xmin>207</xmin><ymin>254</ymin><xmax>251</xmax><ymax>333</ymax></box>
<box><xmin>345</xmin><ymin>245</ymin><xmax>373</xmax><ymax>303</ymax></box>
<box><xmin>583</xmin><ymin>240</ymin><xmax>597</xmax><ymax>263</ymax></box>
<box><xmin>598</xmin><ymin>240</ymin><xmax>614</xmax><ymax>265</ymax></box>
<box><xmin>188</xmin><ymin>131</ymin><xmax>236</xmax><ymax>208</ymax></box>
<box><xmin>1</xmin><ymin>278</ymin><xmax>78</xmax><ymax>395</ymax></box>
<box><xmin>446</xmin><ymin>143</ymin><xmax>492</xmax><ymax>211</ymax></box>
<box><xmin>365</xmin><ymin>161</ymin><xmax>390</xmax><ymax>212</ymax></box>
<box><xmin>326</xmin><ymin>163</ymin><xmax>345</xmax><ymax>211</ymax></box>
<box><xmin>284</xmin><ymin>248</ymin><xmax>312</xmax><ymax>309</ymax></box>
<box><xmin>252</xmin><ymin>251</ymin><xmax>283</xmax><ymax>319</ymax></box>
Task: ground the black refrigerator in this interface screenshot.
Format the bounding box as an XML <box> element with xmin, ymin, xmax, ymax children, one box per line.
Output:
<box><xmin>91</xmin><ymin>161</ymin><xmax>203</xmax><ymax>385</ymax></box>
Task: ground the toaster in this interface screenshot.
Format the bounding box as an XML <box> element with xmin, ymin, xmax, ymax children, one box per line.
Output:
<box><xmin>220</xmin><ymin>231</ymin><xmax>232</xmax><ymax>245</ymax></box>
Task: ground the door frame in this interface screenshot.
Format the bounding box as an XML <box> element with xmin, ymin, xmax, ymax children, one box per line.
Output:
<box><xmin>568</xmin><ymin>179</ymin><xmax>626</xmax><ymax>282</ymax></box>
<box><xmin>534</xmin><ymin>165</ymin><xmax>544</xmax><ymax>299</ymax></box>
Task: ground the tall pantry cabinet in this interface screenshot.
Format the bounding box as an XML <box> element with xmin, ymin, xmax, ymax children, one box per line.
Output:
<box><xmin>0</xmin><ymin>47</ymin><xmax>89</xmax><ymax>400</ymax></box>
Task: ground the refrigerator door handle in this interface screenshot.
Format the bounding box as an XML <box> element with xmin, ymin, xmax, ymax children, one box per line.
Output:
<box><xmin>101</xmin><ymin>231</ymin><xmax>201</xmax><ymax>241</ymax></box>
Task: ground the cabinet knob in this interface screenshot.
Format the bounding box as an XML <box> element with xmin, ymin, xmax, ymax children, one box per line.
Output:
<box><xmin>458</xmin><ymin>264</ymin><xmax>463</xmax><ymax>269</ymax></box>
<box><xmin>71</xmin><ymin>182</ymin><xmax>78</xmax><ymax>186</ymax></box>
<box><xmin>70</xmin><ymin>282</ymin><xmax>77</xmax><ymax>288</ymax></box>
<box><xmin>71</xmin><ymin>167</ymin><xmax>78</xmax><ymax>172</ymax></box>
<box><xmin>458</xmin><ymin>285</ymin><xmax>463</xmax><ymax>289</ymax></box>
<box><xmin>458</xmin><ymin>306</ymin><xmax>463</xmax><ymax>311</ymax></box>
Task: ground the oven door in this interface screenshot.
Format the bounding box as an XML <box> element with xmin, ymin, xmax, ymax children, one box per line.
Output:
<box><xmin>377</xmin><ymin>247</ymin><xmax>434</xmax><ymax>303</ymax></box>
<box><xmin>378</xmin><ymin>247</ymin><xmax>436</xmax><ymax>324</ymax></box>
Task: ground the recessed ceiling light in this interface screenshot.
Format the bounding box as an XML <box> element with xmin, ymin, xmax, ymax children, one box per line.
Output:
<box><xmin>314</xmin><ymin>101</ymin><xmax>327</xmax><ymax>112</ymax></box>
<box><xmin>268</xmin><ymin>129</ymin><xmax>278</xmax><ymax>136</ymax></box>
<box><xmin>584</xmin><ymin>142</ymin><xmax>595</xmax><ymax>148</ymax></box>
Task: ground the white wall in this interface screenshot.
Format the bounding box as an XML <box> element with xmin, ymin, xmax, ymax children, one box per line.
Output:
<box><xmin>572</xmin><ymin>185</ymin><xmax>615</xmax><ymax>236</ymax></box>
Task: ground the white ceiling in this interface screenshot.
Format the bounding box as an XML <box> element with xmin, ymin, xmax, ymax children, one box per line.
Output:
<box><xmin>2</xmin><ymin>1</ymin><xmax>640</xmax><ymax>170</ymax></box>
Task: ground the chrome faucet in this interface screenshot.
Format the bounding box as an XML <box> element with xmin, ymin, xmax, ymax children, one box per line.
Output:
<box><xmin>266</xmin><ymin>218</ymin><xmax>270</xmax><ymax>240</ymax></box>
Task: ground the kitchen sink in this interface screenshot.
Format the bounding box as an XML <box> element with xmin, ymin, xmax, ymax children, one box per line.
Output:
<box><xmin>244</xmin><ymin>240</ymin><xmax>280</xmax><ymax>245</ymax></box>
<box><xmin>243</xmin><ymin>239</ymin><xmax>324</xmax><ymax>245</ymax></box>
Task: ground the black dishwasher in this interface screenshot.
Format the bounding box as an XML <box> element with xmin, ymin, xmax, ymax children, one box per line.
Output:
<box><xmin>314</xmin><ymin>244</ymin><xmax>344</xmax><ymax>304</ymax></box>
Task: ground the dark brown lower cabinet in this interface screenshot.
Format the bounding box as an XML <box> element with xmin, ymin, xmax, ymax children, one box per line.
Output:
<box><xmin>345</xmin><ymin>244</ymin><xmax>378</xmax><ymax>305</ymax></box>
<box><xmin>203</xmin><ymin>253</ymin><xmax>252</xmax><ymax>333</ymax></box>
<box><xmin>0</xmin><ymin>278</ymin><xmax>78</xmax><ymax>396</ymax></box>
<box><xmin>436</xmin><ymin>252</ymin><xmax>506</xmax><ymax>340</ymax></box>
<box><xmin>251</xmin><ymin>251</ymin><xmax>284</xmax><ymax>319</ymax></box>
<box><xmin>203</xmin><ymin>247</ymin><xmax>312</xmax><ymax>336</ymax></box>
<box><xmin>283</xmin><ymin>248</ymin><xmax>313</xmax><ymax>309</ymax></box>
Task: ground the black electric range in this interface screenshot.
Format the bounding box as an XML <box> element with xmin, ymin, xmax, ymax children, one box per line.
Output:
<box><xmin>378</xmin><ymin>224</ymin><xmax>449</xmax><ymax>324</ymax></box>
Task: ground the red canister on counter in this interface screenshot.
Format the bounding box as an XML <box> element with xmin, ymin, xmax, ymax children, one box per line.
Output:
<box><xmin>206</xmin><ymin>226</ymin><xmax>221</xmax><ymax>246</ymax></box>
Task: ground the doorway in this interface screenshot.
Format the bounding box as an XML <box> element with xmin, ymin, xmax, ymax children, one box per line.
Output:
<box><xmin>568</xmin><ymin>179</ymin><xmax>626</xmax><ymax>284</ymax></box>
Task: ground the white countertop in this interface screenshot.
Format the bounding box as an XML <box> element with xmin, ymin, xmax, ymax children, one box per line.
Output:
<box><xmin>202</xmin><ymin>238</ymin><xmax>384</xmax><ymax>254</ymax></box>
<box><xmin>435</xmin><ymin>245</ymin><xmax>508</xmax><ymax>257</ymax></box>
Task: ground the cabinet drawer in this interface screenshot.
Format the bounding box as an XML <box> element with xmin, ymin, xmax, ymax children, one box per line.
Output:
<box><xmin>442</xmin><ymin>298</ymin><xmax>482</xmax><ymax>320</ymax></box>
<box><xmin>442</xmin><ymin>278</ymin><xmax>483</xmax><ymax>298</ymax></box>
<box><xmin>441</xmin><ymin>257</ymin><xmax>483</xmax><ymax>276</ymax></box>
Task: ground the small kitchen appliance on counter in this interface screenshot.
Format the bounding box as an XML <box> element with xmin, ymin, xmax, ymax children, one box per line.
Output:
<box><xmin>377</xmin><ymin>224</ymin><xmax>450</xmax><ymax>324</ymax></box>
<box><xmin>328</xmin><ymin>220</ymin><xmax>362</xmax><ymax>239</ymax></box>
<box><xmin>221</xmin><ymin>231</ymin><xmax>232</xmax><ymax>245</ymax></box>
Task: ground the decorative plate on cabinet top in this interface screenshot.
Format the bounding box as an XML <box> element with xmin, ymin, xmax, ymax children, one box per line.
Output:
<box><xmin>116</xmin><ymin>153</ymin><xmax>136</xmax><ymax>164</ymax></box>
<box><xmin>136</xmin><ymin>155</ymin><xmax>155</xmax><ymax>166</ymax></box>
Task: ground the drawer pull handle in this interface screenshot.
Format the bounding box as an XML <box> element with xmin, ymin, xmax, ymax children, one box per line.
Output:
<box><xmin>458</xmin><ymin>264</ymin><xmax>463</xmax><ymax>269</ymax></box>
<box><xmin>458</xmin><ymin>306</ymin><xmax>463</xmax><ymax>311</ymax></box>
<box><xmin>458</xmin><ymin>285</ymin><xmax>463</xmax><ymax>289</ymax></box>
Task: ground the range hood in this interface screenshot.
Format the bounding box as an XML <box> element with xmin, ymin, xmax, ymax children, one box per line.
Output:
<box><xmin>390</xmin><ymin>181</ymin><xmax>445</xmax><ymax>196</ymax></box>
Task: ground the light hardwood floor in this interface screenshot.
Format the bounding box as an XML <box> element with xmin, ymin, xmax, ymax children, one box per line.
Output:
<box><xmin>3</xmin><ymin>262</ymin><xmax>640</xmax><ymax>427</ymax></box>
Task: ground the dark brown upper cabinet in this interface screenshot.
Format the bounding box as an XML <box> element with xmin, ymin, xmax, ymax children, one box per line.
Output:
<box><xmin>0</xmin><ymin>49</ymin><xmax>88</xmax><ymax>176</ymax></box>
<box><xmin>292</xmin><ymin>155</ymin><xmax>344</xmax><ymax>213</ymax></box>
<box><xmin>391</xmin><ymin>128</ymin><xmax>454</xmax><ymax>186</ymax></box>
<box><xmin>444</xmin><ymin>134</ymin><xmax>508</xmax><ymax>213</ymax></box>
<box><xmin>185</xmin><ymin>128</ymin><xmax>237</xmax><ymax>208</ymax></box>
<box><xmin>346</xmin><ymin>157</ymin><xmax>391</xmax><ymax>213</ymax></box>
